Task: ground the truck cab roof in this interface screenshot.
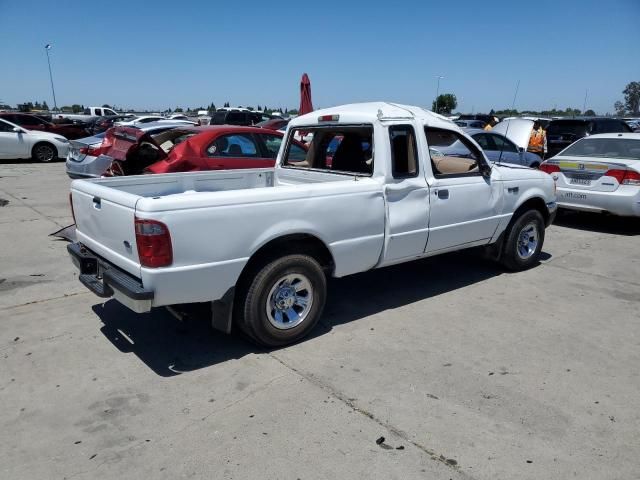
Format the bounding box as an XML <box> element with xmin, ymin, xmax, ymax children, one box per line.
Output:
<box><xmin>288</xmin><ymin>102</ymin><xmax>457</xmax><ymax>130</ymax></box>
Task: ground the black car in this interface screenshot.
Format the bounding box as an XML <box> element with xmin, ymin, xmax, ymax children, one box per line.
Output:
<box><xmin>546</xmin><ymin>118</ymin><xmax>632</xmax><ymax>157</ymax></box>
<box><xmin>210</xmin><ymin>109</ymin><xmax>266</xmax><ymax>126</ymax></box>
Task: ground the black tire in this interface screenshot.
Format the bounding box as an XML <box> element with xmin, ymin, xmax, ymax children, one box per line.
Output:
<box><xmin>236</xmin><ymin>254</ymin><xmax>327</xmax><ymax>347</ymax></box>
<box><xmin>500</xmin><ymin>209</ymin><xmax>545</xmax><ymax>271</ymax></box>
<box><xmin>32</xmin><ymin>142</ymin><xmax>58</xmax><ymax>163</ymax></box>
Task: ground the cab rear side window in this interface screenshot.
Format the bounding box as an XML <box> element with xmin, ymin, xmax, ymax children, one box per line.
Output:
<box><xmin>283</xmin><ymin>126</ymin><xmax>373</xmax><ymax>176</ymax></box>
<box><xmin>389</xmin><ymin>125</ymin><xmax>418</xmax><ymax>178</ymax></box>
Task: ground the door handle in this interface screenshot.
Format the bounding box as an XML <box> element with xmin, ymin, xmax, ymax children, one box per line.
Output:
<box><xmin>437</xmin><ymin>189</ymin><xmax>449</xmax><ymax>199</ymax></box>
<box><xmin>92</xmin><ymin>196</ymin><xmax>101</xmax><ymax>209</ymax></box>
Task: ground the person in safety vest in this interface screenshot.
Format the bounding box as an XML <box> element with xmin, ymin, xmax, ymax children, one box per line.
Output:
<box><xmin>528</xmin><ymin>121</ymin><xmax>547</xmax><ymax>159</ymax></box>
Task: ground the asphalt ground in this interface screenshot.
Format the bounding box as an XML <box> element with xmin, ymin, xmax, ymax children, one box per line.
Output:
<box><xmin>1</xmin><ymin>160</ymin><xmax>639</xmax><ymax>479</ymax></box>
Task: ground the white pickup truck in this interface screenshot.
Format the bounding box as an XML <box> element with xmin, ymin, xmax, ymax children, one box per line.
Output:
<box><xmin>68</xmin><ymin>102</ymin><xmax>557</xmax><ymax>346</ymax></box>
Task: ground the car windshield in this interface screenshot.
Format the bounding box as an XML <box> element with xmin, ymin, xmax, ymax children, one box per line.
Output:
<box><xmin>547</xmin><ymin>121</ymin><xmax>589</xmax><ymax>135</ymax></box>
<box><xmin>560</xmin><ymin>138</ymin><xmax>640</xmax><ymax>160</ymax></box>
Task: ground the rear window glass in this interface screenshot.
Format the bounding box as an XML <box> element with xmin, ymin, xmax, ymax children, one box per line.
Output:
<box><xmin>283</xmin><ymin>126</ymin><xmax>373</xmax><ymax>175</ymax></box>
<box><xmin>561</xmin><ymin>138</ymin><xmax>640</xmax><ymax>160</ymax></box>
<box><xmin>212</xmin><ymin>112</ymin><xmax>227</xmax><ymax>124</ymax></box>
<box><xmin>547</xmin><ymin>121</ymin><xmax>590</xmax><ymax>135</ymax></box>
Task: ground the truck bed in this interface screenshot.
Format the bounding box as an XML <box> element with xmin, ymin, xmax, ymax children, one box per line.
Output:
<box><xmin>70</xmin><ymin>168</ymin><xmax>386</xmax><ymax>306</ymax></box>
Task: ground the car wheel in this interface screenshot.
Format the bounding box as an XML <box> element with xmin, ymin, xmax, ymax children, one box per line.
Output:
<box><xmin>237</xmin><ymin>254</ymin><xmax>326</xmax><ymax>347</ymax></box>
<box><xmin>500</xmin><ymin>209</ymin><xmax>545</xmax><ymax>271</ymax></box>
<box><xmin>32</xmin><ymin>142</ymin><xmax>58</xmax><ymax>163</ymax></box>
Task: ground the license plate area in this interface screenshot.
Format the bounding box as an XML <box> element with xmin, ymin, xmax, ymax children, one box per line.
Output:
<box><xmin>569</xmin><ymin>177</ymin><xmax>591</xmax><ymax>186</ymax></box>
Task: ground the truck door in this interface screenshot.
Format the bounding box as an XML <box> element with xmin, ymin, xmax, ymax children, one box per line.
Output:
<box><xmin>423</xmin><ymin>127</ymin><xmax>503</xmax><ymax>254</ymax></box>
<box><xmin>381</xmin><ymin>124</ymin><xmax>431</xmax><ymax>264</ymax></box>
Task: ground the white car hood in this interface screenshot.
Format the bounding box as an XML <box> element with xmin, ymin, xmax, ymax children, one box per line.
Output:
<box><xmin>492</xmin><ymin>119</ymin><xmax>534</xmax><ymax>150</ymax></box>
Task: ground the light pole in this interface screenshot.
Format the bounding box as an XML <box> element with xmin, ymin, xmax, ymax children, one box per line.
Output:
<box><xmin>435</xmin><ymin>75</ymin><xmax>444</xmax><ymax>113</ymax></box>
<box><xmin>44</xmin><ymin>44</ymin><xmax>58</xmax><ymax>112</ymax></box>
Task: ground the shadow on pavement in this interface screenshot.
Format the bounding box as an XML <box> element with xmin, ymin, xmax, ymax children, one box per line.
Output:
<box><xmin>92</xmin><ymin>249</ymin><xmax>516</xmax><ymax>377</ymax></box>
<box><xmin>554</xmin><ymin>210</ymin><xmax>640</xmax><ymax>236</ymax></box>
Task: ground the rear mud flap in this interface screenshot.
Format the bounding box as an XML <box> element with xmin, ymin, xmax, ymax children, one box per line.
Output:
<box><xmin>50</xmin><ymin>224</ymin><xmax>77</xmax><ymax>242</ymax></box>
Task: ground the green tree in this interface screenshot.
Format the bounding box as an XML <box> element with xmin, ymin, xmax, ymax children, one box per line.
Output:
<box><xmin>175</xmin><ymin>107</ymin><xmax>184</xmax><ymax>112</ymax></box>
<box><xmin>71</xmin><ymin>104</ymin><xmax>82</xmax><ymax>113</ymax></box>
<box><xmin>431</xmin><ymin>93</ymin><xmax>457</xmax><ymax>114</ymax></box>
<box><xmin>623</xmin><ymin>81</ymin><xmax>640</xmax><ymax>115</ymax></box>
<box><xmin>584</xmin><ymin>109</ymin><xmax>596</xmax><ymax>116</ymax></box>
<box><xmin>42</xmin><ymin>101</ymin><xmax>49</xmax><ymax>110</ymax></box>
<box><xmin>102</xmin><ymin>104</ymin><xmax>112</xmax><ymax>109</ymax></box>
<box><xmin>614</xmin><ymin>101</ymin><xmax>625</xmax><ymax>116</ymax></box>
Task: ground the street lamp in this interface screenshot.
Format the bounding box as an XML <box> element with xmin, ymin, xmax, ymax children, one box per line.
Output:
<box><xmin>434</xmin><ymin>75</ymin><xmax>444</xmax><ymax>113</ymax></box>
<box><xmin>44</xmin><ymin>44</ymin><xmax>58</xmax><ymax>112</ymax></box>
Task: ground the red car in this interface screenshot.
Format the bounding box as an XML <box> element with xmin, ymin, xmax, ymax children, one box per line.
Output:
<box><xmin>99</xmin><ymin>125</ymin><xmax>308</xmax><ymax>175</ymax></box>
<box><xmin>0</xmin><ymin>113</ymin><xmax>90</xmax><ymax>140</ymax></box>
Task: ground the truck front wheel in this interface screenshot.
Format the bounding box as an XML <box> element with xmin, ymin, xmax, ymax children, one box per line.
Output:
<box><xmin>500</xmin><ymin>209</ymin><xmax>545</xmax><ymax>271</ymax></box>
<box><xmin>238</xmin><ymin>254</ymin><xmax>327</xmax><ymax>347</ymax></box>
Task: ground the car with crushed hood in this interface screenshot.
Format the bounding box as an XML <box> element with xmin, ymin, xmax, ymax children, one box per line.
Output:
<box><xmin>65</xmin><ymin>122</ymin><xmax>197</xmax><ymax>178</ymax></box>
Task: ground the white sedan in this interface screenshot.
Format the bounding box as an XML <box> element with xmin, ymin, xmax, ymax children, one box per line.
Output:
<box><xmin>0</xmin><ymin>118</ymin><xmax>70</xmax><ymax>162</ymax></box>
<box><xmin>540</xmin><ymin>133</ymin><xmax>640</xmax><ymax>216</ymax></box>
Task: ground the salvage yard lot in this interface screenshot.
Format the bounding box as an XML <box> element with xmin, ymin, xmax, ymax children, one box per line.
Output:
<box><xmin>1</xmin><ymin>161</ymin><xmax>639</xmax><ymax>480</ymax></box>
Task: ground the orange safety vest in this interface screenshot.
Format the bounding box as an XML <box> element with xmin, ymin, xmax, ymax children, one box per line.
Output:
<box><xmin>528</xmin><ymin>128</ymin><xmax>545</xmax><ymax>153</ymax></box>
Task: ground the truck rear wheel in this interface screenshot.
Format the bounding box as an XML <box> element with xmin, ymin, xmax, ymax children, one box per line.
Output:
<box><xmin>500</xmin><ymin>209</ymin><xmax>545</xmax><ymax>271</ymax></box>
<box><xmin>237</xmin><ymin>254</ymin><xmax>326</xmax><ymax>347</ymax></box>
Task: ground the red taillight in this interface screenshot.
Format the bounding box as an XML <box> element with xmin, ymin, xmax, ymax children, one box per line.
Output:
<box><xmin>134</xmin><ymin>218</ymin><xmax>172</xmax><ymax>268</ymax></box>
<box><xmin>606</xmin><ymin>169</ymin><xmax>640</xmax><ymax>185</ymax></box>
<box><xmin>623</xmin><ymin>170</ymin><xmax>640</xmax><ymax>185</ymax></box>
<box><xmin>69</xmin><ymin>192</ymin><xmax>76</xmax><ymax>223</ymax></box>
<box><xmin>539</xmin><ymin>163</ymin><xmax>560</xmax><ymax>174</ymax></box>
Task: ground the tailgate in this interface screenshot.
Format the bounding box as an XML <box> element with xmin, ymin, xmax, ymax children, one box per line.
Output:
<box><xmin>70</xmin><ymin>180</ymin><xmax>141</xmax><ymax>277</ymax></box>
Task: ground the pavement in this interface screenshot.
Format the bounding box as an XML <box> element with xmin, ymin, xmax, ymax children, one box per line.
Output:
<box><xmin>1</xmin><ymin>160</ymin><xmax>639</xmax><ymax>480</ymax></box>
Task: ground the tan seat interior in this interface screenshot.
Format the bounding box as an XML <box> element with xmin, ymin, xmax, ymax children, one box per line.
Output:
<box><xmin>431</xmin><ymin>156</ymin><xmax>478</xmax><ymax>175</ymax></box>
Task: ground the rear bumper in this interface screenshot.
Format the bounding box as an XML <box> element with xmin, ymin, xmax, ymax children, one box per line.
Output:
<box><xmin>65</xmin><ymin>154</ymin><xmax>111</xmax><ymax>179</ymax></box>
<box><xmin>67</xmin><ymin>242</ymin><xmax>154</xmax><ymax>313</ymax></box>
<box><xmin>556</xmin><ymin>186</ymin><xmax>640</xmax><ymax>217</ymax></box>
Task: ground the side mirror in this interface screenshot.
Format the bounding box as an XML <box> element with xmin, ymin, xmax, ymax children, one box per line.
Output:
<box><xmin>480</xmin><ymin>162</ymin><xmax>492</xmax><ymax>177</ymax></box>
<box><xmin>518</xmin><ymin>146</ymin><xmax>525</xmax><ymax>153</ymax></box>
<box><xmin>12</xmin><ymin>127</ymin><xmax>23</xmax><ymax>133</ymax></box>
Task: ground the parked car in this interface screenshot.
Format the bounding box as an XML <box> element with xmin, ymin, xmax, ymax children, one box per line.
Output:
<box><xmin>458</xmin><ymin>114</ymin><xmax>500</xmax><ymax>126</ymax></box>
<box><xmin>147</xmin><ymin>126</ymin><xmax>309</xmax><ymax>173</ymax></box>
<box><xmin>540</xmin><ymin>133</ymin><xmax>640</xmax><ymax>216</ymax></box>
<box><xmin>210</xmin><ymin>109</ymin><xmax>264</xmax><ymax>126</ymax></box>
<box><xmin>465</xmin><ymin>120</ymin><xmax>543</xmax><ymax>167</ymax></box>
<box><xmin>88</xmin><ymin>114</ymin><xmax>137</xmax><ymax>135</ymax></box>
<box><xmin>0</xmin><ymin>112</ymin><xmax>90</xmax><ymax>140</ymax></box>
<box><xmin>115</xmin><ymin>116</ymin><xmax>196</xmax><ymax>127</ymax></box>
<box><xmin>455</xmin><ymin>119</ymin><xmax>486</xmax><ymax>129</ymax></box>
<box><xmin>65</xmin><ymin>122</ymin><xmax>197</xmax><ymax>178</ymax></box>
<box><xmin>0</xmin><ymin>117</ymin><xmax>69</xmax><ymax>161</ymax></box>
<box><xmin>546</xmin><ymin>118</ymin><xmax>632</xmax><ymax>158</ymax></box>
<box><xmin>67</xmin><ymin>102</ymin><xmax>557</xmax><ymax>347</ymax></box>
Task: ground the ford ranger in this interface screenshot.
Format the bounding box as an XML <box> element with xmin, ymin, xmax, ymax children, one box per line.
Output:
<box><xmin>67</xmin><ymin>103</ymin><xmax>557</xmax><ymax>347</ymax></box>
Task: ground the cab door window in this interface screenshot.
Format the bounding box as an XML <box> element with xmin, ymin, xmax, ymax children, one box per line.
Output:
<box><xmin>425</xmin><ymin>128</ymin><xmax>483</xmax><ymax>177</ymax></box>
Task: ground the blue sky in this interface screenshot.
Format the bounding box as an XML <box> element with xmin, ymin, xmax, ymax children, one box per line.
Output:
<box><xmin>1</xmin><ymin>0</ymin><xmax>639</xmax><ymax>114</ymax></box>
